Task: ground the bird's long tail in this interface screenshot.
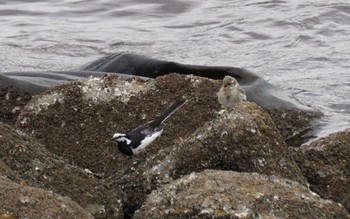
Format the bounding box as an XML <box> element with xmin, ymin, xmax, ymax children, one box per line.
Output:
<box><xmin>152</xmin><ymin>99</ymin><xmax>187</xmax><ymax>126</ymax></box>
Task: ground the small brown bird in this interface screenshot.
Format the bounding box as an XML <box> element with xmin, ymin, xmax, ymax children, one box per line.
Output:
<box><xmin>217</xmin><ymin>75</ymin><xmax>247</xmax><ymax>108</ymax></box>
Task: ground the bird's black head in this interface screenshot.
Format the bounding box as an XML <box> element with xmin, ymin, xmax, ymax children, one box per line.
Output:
<box><xmin>112</xmin><ymin>133</ymin><xmax>133</xmax><ymax>156</ymax></box>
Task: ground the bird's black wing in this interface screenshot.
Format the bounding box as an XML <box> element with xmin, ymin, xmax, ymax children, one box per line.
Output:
<box><xmin>127</xmin><ymin>122</ymin><xmax>157</xmax><ymax>149</ymax></box>
<box><xmin>126</xmin><ymin>99</ymin><xmax>186</xmax><ymax>149</ymax></box>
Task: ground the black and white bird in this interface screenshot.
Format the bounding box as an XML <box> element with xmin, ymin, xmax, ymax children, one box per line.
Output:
<box><xmin>112</xmin><ymin>99</ymin><xmax>187</xmax><ymax>156</ymax></box>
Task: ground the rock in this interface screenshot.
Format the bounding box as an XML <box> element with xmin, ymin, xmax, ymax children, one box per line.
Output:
<box><xmin>0</xmin><ymin>86</ymin><xmax>32</xmax><ymax>125</ymax></box>
<box><xmin>0</xmin><ymin>176</ymin><xmax>93</xmax><ymax>219</ymax></box>
<box><xmin>14</xmin><ymin>74</ymin><xmax>316</xmax><ymax>177</ymax></box>
<box><xmin>0</xmin><ymin>122</ymin><xmax>122</xmax><ymax>219</ymax></box>
<box><xmin>14</xmin><ymin>74</ymin><xmax>222</xmax><ymax>177</ymax></box>
<box><xmin>134</xmin><ymin>170</ymin><xmax>349</xmax><ymax>219</ymax></box>
<box><xmin>115</xmin><ymin>101</ymin><xmax>307</xmax><ymax>216</ymax></box>
<box><xmin>267</xmin><ymin>109</ymin><xmax>321</xmax><ymax>147</ymax></box>
<box><xmin>293</xmin><ymin>129</ymin><xmax>350</xmax><ymax>212</ymax></box>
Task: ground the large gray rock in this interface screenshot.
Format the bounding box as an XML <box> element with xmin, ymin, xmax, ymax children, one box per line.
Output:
<box><xmin>14</xmin><ymin>74</ymin><xmax>316</xmax><ymax>176</ymax></box>
<box><xmin>0</xmin><ymin>122</ymin><xmax>122</xmax><ymax>219</ymax></box>
<box><xmin>0</xmin><ymin>176</ymin><xmax>93</xmax><ymax>219</ymax></box>
<box><xmin>293</xmin><ymin>129</ymin><xmax>350</xmax><ymax>212</ymax></box>
<box><xmin>134</xmin><ymin>170</ymin><xmax>349</xmax><ymax>219</ymax></box>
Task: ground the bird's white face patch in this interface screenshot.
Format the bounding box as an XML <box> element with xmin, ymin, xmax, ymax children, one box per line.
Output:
<box><xmin>113</xmin><ymin>133</ymin><xmax>126</xmax><ymax>138</ymax></box>
<box><xmin>113</xmin><ymin>133</ymin><xmax>131</xmax><ymax>144</ymax></box>
<box><xmin>132</xmin><ymin>129</ymin><xmax>163</xmax><ymax>155</ymax></box>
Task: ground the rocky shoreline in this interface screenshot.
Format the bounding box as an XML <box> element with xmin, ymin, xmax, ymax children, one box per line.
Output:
<box><xmin>0</xmin><ymin>73</ymin><xmax>349</xmax><ymax>218</ymax></box>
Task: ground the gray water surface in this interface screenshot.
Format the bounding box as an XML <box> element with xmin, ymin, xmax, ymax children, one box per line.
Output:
<box><xmin>1</xmin><ymin>0</ymin><xmax>349</xmax><ymax>142</ymax></box>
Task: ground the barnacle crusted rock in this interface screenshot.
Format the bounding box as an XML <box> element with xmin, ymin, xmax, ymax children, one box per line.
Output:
<box><xmin>134</xmin><ymin>170</ymin><xmax>349</xmax><ymax>219</ymax></box>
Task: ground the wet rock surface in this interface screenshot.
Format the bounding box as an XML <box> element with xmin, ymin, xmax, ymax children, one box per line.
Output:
<box><xmin>134</xmin><ymin>170</ymin><xmax>349</xmax><ymax>219</ymax></box>
<box><xmin>0</xmin><ymin>73</ymin><xmax>344</xmax><ymax>218</ymax></box>
<box><xmin>293</xmin><ymin>129</ymin><xmax>350</xmax><ymax>212</ymax></box>
<box><xmin>0</xmin><ymin>176</ymin><xmax>93</xmax><ymax>219</ymax></box>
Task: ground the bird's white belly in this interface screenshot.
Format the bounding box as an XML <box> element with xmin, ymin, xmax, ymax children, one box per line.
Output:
<box><xmin>132</xmin><ymin>129</ymin><xmax>163</xmax><ymax>155</ymax></box>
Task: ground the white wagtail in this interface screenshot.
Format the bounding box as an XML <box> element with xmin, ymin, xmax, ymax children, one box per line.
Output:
<box><xmin>112</xmin><ymin>99</ymin><xmax>187</xmax><ymax>156</ymax></box>
<box><xmin>217</xmin><ymin>75</ymin><xmax>247</xmax><ymax>108</ymax></box>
